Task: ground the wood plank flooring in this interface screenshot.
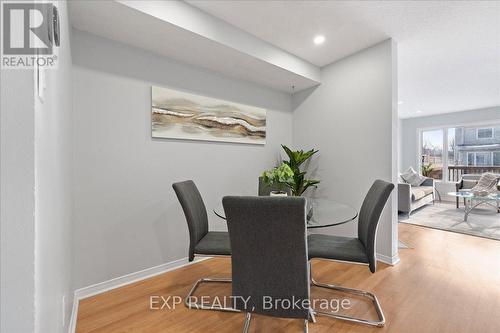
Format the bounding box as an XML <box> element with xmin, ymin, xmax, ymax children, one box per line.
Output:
<box><xmin>76</xmin><ymin>224</ymin><xmax>500</xmax><ymax>333</ymax></box>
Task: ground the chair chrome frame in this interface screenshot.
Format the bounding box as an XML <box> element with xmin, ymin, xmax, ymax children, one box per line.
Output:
<box><xmin>309</xmin><ymin>259</ymin><xmax>385</xmax><ymax>327</ymax></box>
<box><xmin>238</xmin><ymin>263</ymin><xmax>317</xmax><ymax>333</ymax></box>
<box><xmin>307</xmin><ymin>184</ymin><xmax>390</xmax><ymax>329</ymax></box>
<box><xmin>241</xmin><ymin>309</ymin><xmax>316</xmax><ymax>333</ymax></box>
<box><xmin>238</xmin><ymin>259</ymin><xmax>317</xmax><ymax>333</ymax></box>
<box><xmin>185</xmin><ymin>254</ymin><xmax>239</xmax><ymax>313</ymax></box>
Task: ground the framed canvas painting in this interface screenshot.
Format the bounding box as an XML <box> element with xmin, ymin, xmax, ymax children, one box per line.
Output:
<box><xmin>151</xmin><ymin>86</ymin><xmax>266</xmax><ymax>144</ymax></box>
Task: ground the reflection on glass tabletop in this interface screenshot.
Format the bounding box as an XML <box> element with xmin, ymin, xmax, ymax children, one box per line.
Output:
<box><xmin>213</xmin><ymin>198</ymin><xmax>358</xmax><ymax>229</ymax></box>
<box><xmin>448</xmin><ymin>191</ymin><xmax>500</xmax><ymax>201</ymax></box>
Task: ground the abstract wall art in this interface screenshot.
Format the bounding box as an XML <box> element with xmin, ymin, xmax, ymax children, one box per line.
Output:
<box><xmin>151</xmin><ymin>86</ymin><xmax>266</xmax><ymax>144</ymax></box>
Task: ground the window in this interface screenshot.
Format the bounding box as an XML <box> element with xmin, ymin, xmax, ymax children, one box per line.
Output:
<box><xmin>477</xmin><ymin>128</ymin><xmax>493</xmax><ymax>139</ymax></box>
<box><xmin>467</xmin><ymin>152</ymin><xmax>474</xmax><ymax>166</ymax></box>
<box><xmin>447</xmin><ymin>128</ymin><xmax>456</xmax><ymax>167</ymax></box>
<box><xmin>418</xmin><ymin>122</ymin><xmax>500</xmax><ymax>181</ymax></box>
<box><xmin>467</xmin><ymin>152</ymin><xmax>495</xmax><ymax>166</ymax></box>
<box><xmin>421</xmin><ymin>129</ymin><xmax>443</xmax><ymax>179</ymax></box>
<box><xmin>475</xmin><ymin>152</ymin><xmax>491</xmax><ymax>166</ymax></box>
<box><xmin>494</xmin><ymin>152</ymin><xmax>500</xmax><ymax>166</ymax></box>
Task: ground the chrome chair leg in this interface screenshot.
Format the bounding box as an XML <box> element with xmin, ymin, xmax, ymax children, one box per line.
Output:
<box><xmin>242</xmin><ymin>312</ymin><xmax>252</xmax><ymax>333</ymax></box>
<box><xmin>309</xmin><ymin>264</ymin><xmax>385</xmax><ymax>327</ymax></box>
<box><xmin>185</xmin><ymin>277</ymin><xmax>239</xmax><ymax>312</ymax></box>
<box><xmin>241</xmin><ymin>311</ymin><xmax>309</xmax><ymax>333</ymax></box>
<box><xmin>308</xmin><ymin>307</ymin><xmax>317</xmax><ymax>323</ymax></box>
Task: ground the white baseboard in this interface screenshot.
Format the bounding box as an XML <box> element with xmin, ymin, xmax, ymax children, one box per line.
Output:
<box><xmin>68</xmin><ymin>294</ymin><xmax>79</xmax><ymax>333</ymax></box>
<box><xmin>68</xmin><ymin>256</ymin><xmax>210</xmax><ymax>333</ymax></box>
<box><xmin>376</xmin><ymin>252</ymin><xmax>400</xmax><ymax>265</ymax></box>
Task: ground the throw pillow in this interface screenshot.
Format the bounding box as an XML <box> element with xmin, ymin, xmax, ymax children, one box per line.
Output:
<box><xmin>401</xmin><ymin>167</ymin><xmax>426</xmax><ymax>186</ymax></box>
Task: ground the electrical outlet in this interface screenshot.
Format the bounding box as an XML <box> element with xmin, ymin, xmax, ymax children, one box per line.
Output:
<box><xmin>62</xmin><ymin>295</ymin><xmax>66</xmax><ymax>327</ymax></box>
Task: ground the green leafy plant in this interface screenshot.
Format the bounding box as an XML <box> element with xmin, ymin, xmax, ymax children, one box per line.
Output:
<box><xmin>261</xmin><ymin>163</ymin><xmax>294</xmax><ymax>192</ymax></box>
<box><xmin>421</xmin><ymin>163</ymin><xmax>434</xmax><ymax>177</ymax></box>
<box><xmin>281</xmin><ymin>145</ymin><xmax>320</xmax><ymax>196</ymax></box>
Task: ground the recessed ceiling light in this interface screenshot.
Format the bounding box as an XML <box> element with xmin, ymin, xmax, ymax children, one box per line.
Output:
<box><xmin>313</xmin><ymin>35</ymin><xmax>325</xmax><ymax>45</ymax></box>
<box><xmin>398</xmin><ymin>101</ymin><xmax>404</xmax><ymax>105</ymax></box>
<box><xmin>416</xmin><ymin>110</ymin><xmax>422</xmax><ymax>113</ymax></box>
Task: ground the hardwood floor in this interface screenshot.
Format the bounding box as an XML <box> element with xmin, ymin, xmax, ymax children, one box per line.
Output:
<box><xmin>76</xmin><ymin>224</ymin><xmax>500</xmax><ymax>333</ymax></box>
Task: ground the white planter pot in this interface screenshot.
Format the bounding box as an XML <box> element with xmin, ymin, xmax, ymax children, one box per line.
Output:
<box><xmin>270</xmin><ymin>191</ymin><xmax>288</xmax><ymax>197</ymax></box>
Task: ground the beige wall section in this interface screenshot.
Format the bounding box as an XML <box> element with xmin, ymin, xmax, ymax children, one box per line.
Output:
<box><xmin>71</xmin><ymin>30</ymin><xmax>293</xmax><ymax>289</ymax></box>
<box><xmin>292</xmin><ymin>39</ymin><xmax>399</xmax><ymax>262</ymax></box>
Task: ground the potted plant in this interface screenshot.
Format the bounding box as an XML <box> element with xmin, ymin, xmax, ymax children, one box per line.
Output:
<box><xmin>281</xmin><ymin>145</ymin><xmax>320</xmax><ymax>196</ymax></box>
<box><xmin>262</xmin><ymin>145</ymin><xmax>320</xmax><ymax>197</ymax></box>
<box><xmin>421</xmin><ymin>163</ymin><xmax>434</xmax><ymax>178</ymax></box>
<box><xmin>261</xmin><ymin>163</ymin><xmax>294</xmax><ymax>196</ymax></box>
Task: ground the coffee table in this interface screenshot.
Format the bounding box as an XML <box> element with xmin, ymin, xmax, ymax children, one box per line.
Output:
<box><xmin>448</xmin><ymin>191</ymin><xmax>500</xmax><ymax>222</ymax></box>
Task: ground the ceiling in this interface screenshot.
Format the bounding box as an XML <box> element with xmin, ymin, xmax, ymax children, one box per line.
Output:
<box><xmin>68</xmin><ymin>1</ymin><xmax>320</xmax><ymax>93</ymax></box>
<box><xmin>189</xmin><ymin>0</ymin><xmax>500</xmax><ymax>118</ymax></box>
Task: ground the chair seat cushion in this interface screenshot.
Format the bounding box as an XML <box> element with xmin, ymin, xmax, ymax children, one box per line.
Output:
<box><xmin>194</xmin><ymin>231</ymin><xmax>231</xmax><ymax>256</ymax></box>
<box><xmin>307</xmin><ymin>234</ymin><xmax>368</xmax><ymax>264</ymax></box>
<box><xmin>411</xmin><ymin>186</ymin><xmax>433</xmax><ymax>201</ymax></box>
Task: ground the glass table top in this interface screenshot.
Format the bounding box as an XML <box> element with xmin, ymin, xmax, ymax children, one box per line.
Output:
<box><xmin>448</xmin><ymin>191</ymin><xmax>500</xmax><ymax>201</ymax></box>
<box><xmin>213</xmin><ymin>197</ymin><xmax>358</xmax><ymax>229</ymax></box>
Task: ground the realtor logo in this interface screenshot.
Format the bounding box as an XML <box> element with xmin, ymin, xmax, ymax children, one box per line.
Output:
<box><xmin>1</xmin><ymin>1</ymin><xmax>60</xmax><ymax>68</ymax></box>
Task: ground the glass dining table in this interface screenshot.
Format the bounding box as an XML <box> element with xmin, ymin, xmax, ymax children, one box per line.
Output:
<box><xmin>213</xmin><ymin>198</ymin><xmax>358</xmax><ymax>228</ymax></box>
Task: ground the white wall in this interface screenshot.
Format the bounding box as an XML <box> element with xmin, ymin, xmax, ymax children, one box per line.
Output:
<box><xmin>0</xmin><ymin>68</ymin><xmax>36</xmax><ymax>333</ymax></box>
<box><xmin>33</xmin><ymin>1</ymin><xmax>74</xmax><ymax>332</ymax></box>
<box><xmin>71</xmin><ymin>30</ymin><xmax>293</xmax><ymax>289</ymax></box>
<box><xmin>292</xmin><ymin>40</ymin><xmax>399</xmax><ymax>263</ymax></box>
<box><xmin>1</xmin><ymin>3</ymin><xmax>74</xmax><ymax>330</ymax></box>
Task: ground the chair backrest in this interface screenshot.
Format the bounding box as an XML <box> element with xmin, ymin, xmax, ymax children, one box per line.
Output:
<box><xmin>461</xmin><ymin>174</ymin><xmax>482</xmax><ymax>181</ymax></box>
<box><xmin>258</xmin><ymin>176</ymin><xmax>291</xmax><ymax>196</ymax></box>
<box><xmin>172</xmin><ymin>180</ymin><xmax>209</xmax><ymax>261</ymax></box>
<box><xmin>357</xmin><ymin>180</ymin><xmax>395</xmax><ymax>273</ymax></box>
<box><xmin>223</xmin><ymin>196</ymin><xmax>309</xmax><ymax>319</ymax></box>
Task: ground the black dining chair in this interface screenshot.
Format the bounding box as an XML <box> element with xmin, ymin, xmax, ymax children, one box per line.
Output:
<box><xmin>223</xmin><ymin>196</ymin><xmax>314</xmax><ymax>332</ymax></box>
<box><xmin>172</xmin><ymin>180</ymin><xmax>237</xmax><ymax>312</ymax></box>
<box><xmin>307</xmin><ymin>179</ymin><xmax>395</xmax><ymax>327</ymax></box>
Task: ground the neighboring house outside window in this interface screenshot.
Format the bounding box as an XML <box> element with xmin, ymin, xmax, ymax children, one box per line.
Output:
<box><xmin>466</xmin><ymin>152</ymin><xmax>474</xmax><ymax>166</ymax></box>
<box><xmin>477</xmin><ymin>128</ymin><xmax>493</xmax><ymax>139</ymax></box>
<box><xmin>495</xmin><ymin>152</ymin><xmax>500</xmax><ymax>166</ymax></box>
<box><xmin>467</xmin><ymin>152</ymin><xmax>500</xmax><ymax>166</ymax></box>
<box><xmin>475</xmin><ymin>152</ymin><xmax>491</xmax><ymax>166</ymax></box>
<box><xmin>456</xmin><ymin>125</ymin><xmax>500</xmax><ymax>166</ymax></box>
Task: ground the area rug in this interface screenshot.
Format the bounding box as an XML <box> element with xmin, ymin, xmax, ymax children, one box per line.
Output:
<box><xmin>399</xmin><ymin>202</ymin><xmax>500</xmax><ymax>241</ymax></box>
